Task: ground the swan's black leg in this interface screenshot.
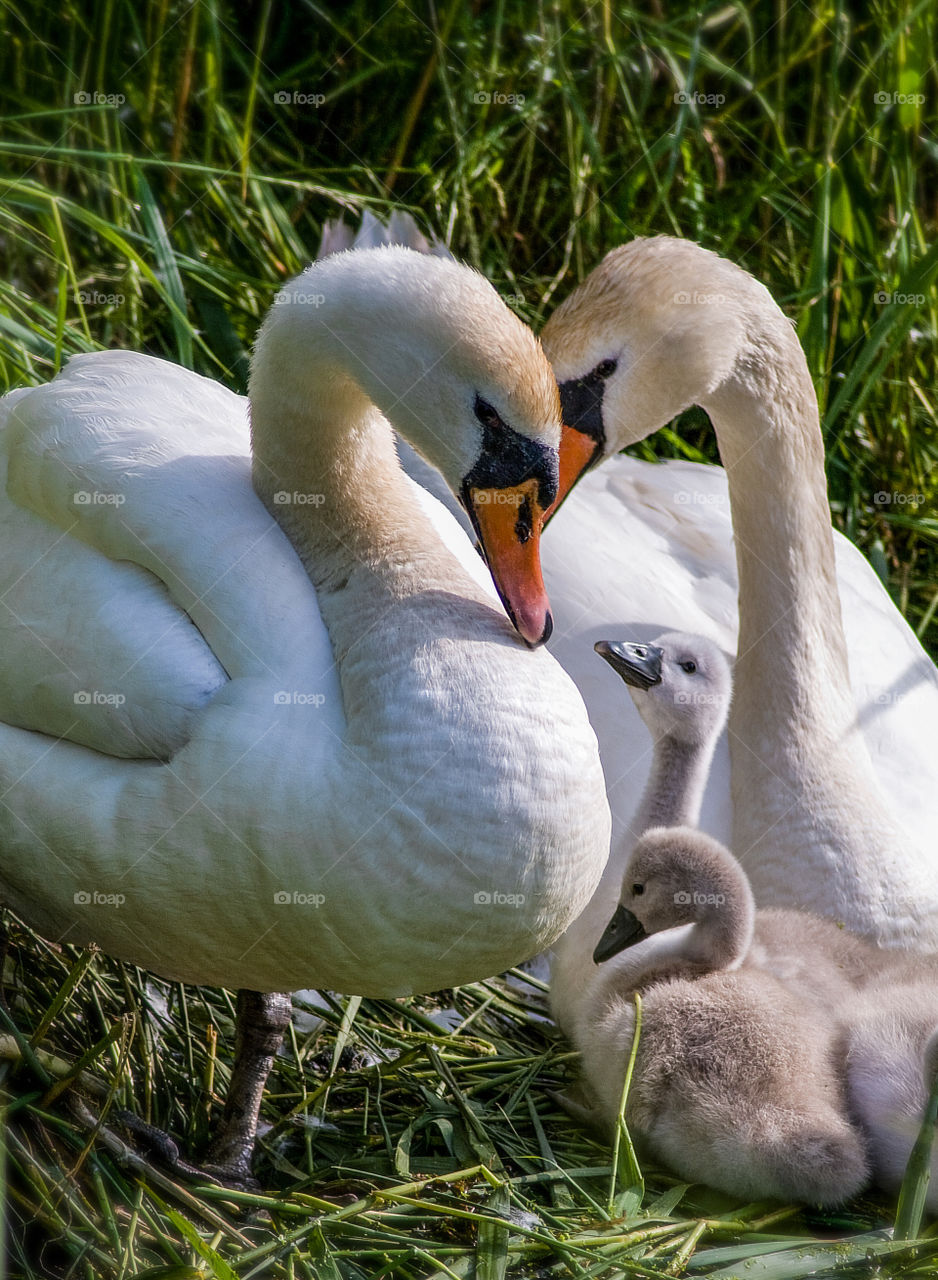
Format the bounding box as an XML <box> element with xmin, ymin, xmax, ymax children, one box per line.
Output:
<box><xmin>204</xmin><ymin>989</ymin><xmax>293</xmax><ymax>1187</ymax></box>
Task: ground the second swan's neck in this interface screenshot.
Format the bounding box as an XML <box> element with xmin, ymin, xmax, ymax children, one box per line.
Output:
<box><xmin>700</xmin><ymin>313</ymin><xmax>921</xmax><ymax>931</ymax></box>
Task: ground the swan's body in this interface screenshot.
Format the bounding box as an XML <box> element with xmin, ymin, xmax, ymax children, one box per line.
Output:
<box><xmin>351</xmin><ymin>215</ymin><xmax>938</xmax><ymax>944</ymax></box>
<box><xmin>845</xmin><ymin>987</ymin><xmax>938</xmax><ymax>1212</ymax></box>
<box><xmin>0</xmin><ymin>247</ymin><xmax>610</xmax><ymax>997</ymax></box>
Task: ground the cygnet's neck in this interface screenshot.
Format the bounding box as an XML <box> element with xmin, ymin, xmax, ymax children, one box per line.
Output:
<box><xmin>683</xmin><ymin>861</ymin><xmax>756</xmax><ymax>973</ymax></box>
<box><xmin>631</xmin><ymin>730</ymin><xmax>717</xmax><ymax>838</ymax></box>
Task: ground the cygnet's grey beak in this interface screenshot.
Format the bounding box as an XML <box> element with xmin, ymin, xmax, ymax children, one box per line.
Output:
<box><xmin>594</xmin><ymin>640</ymin><xmax>663</xmax><ymax>690</ymax></box>
<box><xmin>593</xmin><ymin>903</ymin><xmax>647</xmax><ymax>963</ymax></box>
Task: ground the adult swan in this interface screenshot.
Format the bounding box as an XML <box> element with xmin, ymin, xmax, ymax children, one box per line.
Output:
<box><xmin>543</xmin><ymin>236</ymin><xmax>938</xmax><ymax>947</ymax></box>
<box><xmin>0</xmin><ymin>246</ymin><xmax>610</xmax><ymax>1180</ymax></box>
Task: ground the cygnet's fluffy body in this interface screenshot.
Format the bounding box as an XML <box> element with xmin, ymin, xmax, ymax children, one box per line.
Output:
<box><xmin>579</xmin><ymin>827</ymin><xmax>870</xmax><ymax>1205</ymax></box>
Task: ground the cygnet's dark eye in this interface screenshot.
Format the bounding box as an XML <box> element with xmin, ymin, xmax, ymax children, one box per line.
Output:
<box><xmin>632</xmin><ymin>883</ymin><xmax>644</xmax><ymax>896</ymax></box>
<box><xmin>474</xmin><ymin>396</ymin><xmax>505</xmax><ymax>431</ymax></box>
<box><xmin>594</xmin><ymin>358</ymin><xmax>618</xmax><ymax>379</ymax></box>
<box><xmin>680</xmin><ymin>660</ymin><xmax>697</xmax><ymax>674</ymax></box>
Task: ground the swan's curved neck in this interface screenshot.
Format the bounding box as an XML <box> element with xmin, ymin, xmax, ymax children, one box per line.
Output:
<box><xmin>699</xmin><ymin>319</ymin><xmax>907</xmax><ymax>897</ymax></box>
<box><xmin>703</xmin><ymin>329</ymin><xmax>852</xmax><ymax>726</ymax></box>
<box><xmin>248</xmin><ymin>272</ymin><xmax>489</xmax><ymax>671</ymax></box>
<box><xmin>632</xmin><ymin>733</ymin><xmax>715</xmax><ymax>836</ymax></box>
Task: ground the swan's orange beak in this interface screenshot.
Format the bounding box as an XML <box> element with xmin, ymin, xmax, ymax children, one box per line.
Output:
<box><xmin>545</xmin><ymin>424</ymin><xmax>604</xmax><ymax>524</ymax></box>
<box><xmin>467</xmin><ymin>479</ymin><xmax>552</xmax><ymax>647</ymax></box>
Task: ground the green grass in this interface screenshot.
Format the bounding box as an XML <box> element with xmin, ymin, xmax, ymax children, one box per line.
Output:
<box><xmin>1</xmin><ymin>1</ymin><xmax>937</xmax><ymax>1275</ymax></box>
<box><xmin>5</xmin><ymin>914</ymin><xmax>938</xmax><ymax>1280</ymax></box>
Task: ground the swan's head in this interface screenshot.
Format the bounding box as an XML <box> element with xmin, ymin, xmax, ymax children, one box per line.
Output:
<box><xmin>252</xmin><ymin>246</ymin><xmax>562</xmax><ymax>645</ymax></box>
<box><xmin>541</xmin><ymin>236</ymin><xmax>768</xmax><ymax>512</ymax></box>
<box><xmin>594</xmin><ymin>630</ymin><xmax>731</xmax><ymax>748</ymax></box>
<box><xmin>593</xmin><ymin>826</ymin><xmax>752</xmax><ymax>963</ymax></box>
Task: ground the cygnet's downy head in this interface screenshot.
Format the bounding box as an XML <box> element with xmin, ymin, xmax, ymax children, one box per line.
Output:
<box><xmin>593</xmin><ymin>825</ymin><xmax>753</xmax><ymax>963</ymax></box>
<box><xmin>594</xmin><ymin>630</ymin><xmax>731</xmax><ymax>747</ymax></box>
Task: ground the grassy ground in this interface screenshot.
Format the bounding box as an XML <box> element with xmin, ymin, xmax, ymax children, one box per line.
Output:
<box><xmin>1</xmin><ymin>1</ymin><xmax>937</xmax><ymax>1275</ymax></box>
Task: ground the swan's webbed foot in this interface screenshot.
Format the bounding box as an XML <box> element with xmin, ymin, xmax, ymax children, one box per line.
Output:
<box><xmin>203</xmin><ymin>989</ymin><xmax>293</xmax><ymax>1188</ymax></box>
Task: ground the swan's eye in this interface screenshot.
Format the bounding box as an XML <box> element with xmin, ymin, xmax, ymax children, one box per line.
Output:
<box><xmin>680</xmin><ymin>660</ymin><xmax>697</xmax><ymax>674</ymax></box>
<box><xmin>632</xmin><ymin>883</ymin><xmax>644</xmax><ymax>896</ymax></box>
<box><xmin>474</xmin><ymin>396</ymin><xmax>505</xmax><ymax>431</ymax></box>
<box><xmin>594</xmin><ymin>358</ymin><xmax>617</xmax><ymax>379</ymax></box>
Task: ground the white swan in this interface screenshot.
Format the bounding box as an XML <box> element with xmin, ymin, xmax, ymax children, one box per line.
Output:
<box><xmin>0</xmin><ymin>245</ymin><xmax>610</xmax><ymax>1174</ymax></box>
<box><xmin>540</xmin><ymin>237</ymin><xmax>938</xmax><ymax>944</ymax></box>
<box><xmin>343</xmin><ymin>216</ymin><xmax>938</xmax><ymax>944</ymax></box>
<box><xmin>846</xmin><ymin>986</ymin><xmax>938</xmax><ymax>1213</ymax></box>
